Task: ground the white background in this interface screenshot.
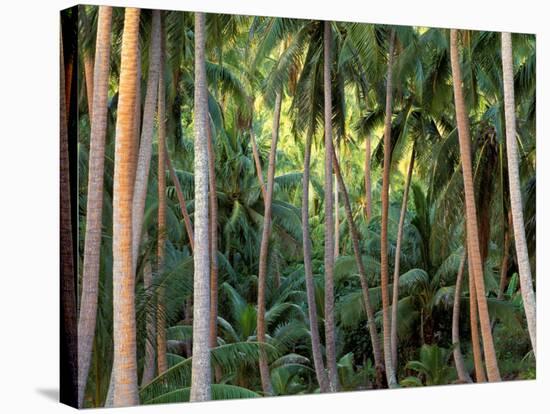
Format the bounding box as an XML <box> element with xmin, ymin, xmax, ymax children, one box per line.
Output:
<box><xmin>0</xmin><ymin>0</ymin><xmax>547</xmax><ymax>412</ymax></box>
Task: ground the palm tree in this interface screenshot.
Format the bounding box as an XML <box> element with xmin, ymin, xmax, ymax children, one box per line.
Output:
<box><xmin>131</xmin><ymin>10</ymin><xmax>162</xmax><ymax>272</ymax></box>
<box><xmin>302</xmin><ymin>125</ymin><xmax>329</xmax><ymax>392</ymax></box>
<box><xmin>189</xmin><ymin>11</ymin><xmax>211</xmax><ymax>402</ymax></box>
<box><xmin>390</xmin><ymin>142</ymin><xmax>415</xmax><ymax>371</ymax></box>
<box><xmin>468</xmin><ymin>253</ymin><xmax>487</xmax><ymax>382</ymax></box>
<box><xmin>323</xmin><ymin>20</ymin><xmax>339</xmax><ymax>392</ymax></box>
<box><xmin>449</xmin><ymin>28</ymin><xmax>501</xmax><ymax>382</ymax></box>
<box><xmin>112</xmin><ymin>7</ymin><xmax>141</xmax><ymax>407</ymax></box>
<box><xmin>330</xmin><ymin>144</ymin><xmax>385</xmax><ymax>387</ymax></box>
<box><xmin>256</xmin><ymin>88</ymin><xmax>282</xmax><ymax>395</ymax></box>
<box><xmin>380</xmin><ymin>28</ymin><xmax>398</xmax><ymax>387</ymax></box>
<box><xmin>501</xmin><ymin>32</ymin><xmax>536</xmax><ymax>356</ymax></box>
<box><xmin>78</xmin><ymin>7</ymin><xmax>113</xmax><ymax>406</ymax></box>
<box><xmin>451</xmin><ymin>251</ymin><xmax>472</xmax><ymax>383</ymax></box>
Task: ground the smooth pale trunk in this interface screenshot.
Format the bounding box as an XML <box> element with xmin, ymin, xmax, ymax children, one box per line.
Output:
<box><xmin>323</xmin><ymin>21</ymin><xmax>339</xmax><ymax>392</ymax></box>
<box><xmin>77</xmin><ymin>6</ymin><xmax>113</xmax><ymax>407</ymax></box>
<box><xmin>364</xmin><ymin>135</ymin><xmax>372</xmax><ymax>221</ymax></box>
<box><xmin>189</xmin><ymin>12</ymin><xmax>212</xmax><ymax>402</ymax></box>
<box><xmin>390</xmin><ymin>145</ymin><xmax>415</xmax><ymax>371</ymax></box>
<box><xmin>250</xmin><ymin>128</ymin><xmax>267</xmax><ymax>201</ymax></box>
<box><xmin>302</xmin><ymin>126</ymin><xmax>330</xmax><ymax>393</ymax></box>
<box><xmin>501</xmin><ymin>32</ymin><xmax>536</xmax><ymax>356</ymax></box>
<box><xmin>468</xmin><ymin>250</ymin><xmax>486</xmax><ymax>382</ymax></box>
<box><xmin>380</xmin><ymin>29</ymin><xmax>398</xmax><ymax>387</ymax></box>
<box><xmin>452</xmin><ymin>252</ymin><xmax>472</xmax><ymax>383</ymax></box>
<box><xmin>450</xmin><ymin>29</ymin><xmax>501</xmax><ymax>382</ymax></box>
<box><xmin>131</xmin><ymin>10</ymin><xmax>162</xmax><ymax>273</ymax></box>
<box><xmin>112</xmin><ymin>8</ymin><xmax>141</xmax><ymax>407</ymax></box>
<box><xmin>257</xmin><ymin>90</ymin><xmax>282</xmax><ymax>396</ymax></box>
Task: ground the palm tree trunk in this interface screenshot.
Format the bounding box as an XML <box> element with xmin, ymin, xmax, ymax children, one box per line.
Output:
<box><xmin>111</xmin><ymin>7</ymin><xmax>141</xmax><ymax>407</ymax></box>
<box><xmin>131</xmin><ymin>10</ymin><xmax>162</xmax><ymax>273</ymax></box>
<box><xmin>302</xmin><ymin>125</ymin><xmax>330</xmax><ymax>393</ymax></box>
<box><xmin>497</xmin><ymin>213</ymin><xmax>512</xmax><ymax>300</ymax></box>
<box><xmin>60</xmin><ymin>28</ymin><xmax>78</xmax><ymax>408</ymax></box>
<box><xmin>330</xmin><ymin>145</ymin><xmax>385</xmax><ymax>388</ymax></box>
<box><xmin>165</xmin><ymin>147</ymin><xmax>195</xmax><ymax>251</ymax></box>
<box><xmin>156</xmin><ymin>28</ymin><xmax>168</xmax><ymax>375</ymax></box>
<box><xmin>84</xmin><ymin>53</ymin><xmax>94</xmax><ymax>119</ymax></box>
<box><xmin>141</xmin><ymin>258</ymin><xmax>156</xmax><ymax>385</ymax></box>
<box><xmin>323</xmin><ymin>20</ymin><xmax>339</xmax><ymax>392</ymax></box>
<box><xmin>334</xmin><ymin>141</ymin><xmax>340</xmax><ymax>258</ymax></box>
<box><xmin>250</xmin><ymin>129</ymin><xmax>267</xmax><ymax>201</ymax></box>
<box><xmin>452</xmin><ymin>251</ymin><xmax>472</xmax><ymax>383</ymax></box>
<box><xmin>380</xmin><ymin>29</ymin><xmax>398</xmax><ymax>388</ymax></box>
<box><xmin>77</xmin><ymin>6</ymin><xmax>112</xmax><ymax>407</ymax></box>
<box><xmin>364</xmin><ymin>134</ymin><xmax>372</xmax><ymax>221</ymax></box>
<box><xmin>450</xmin><ymin>28</ymin><xmax>501</xmax><ymax>382</ymax></box>
<box><xmin>501</xmin><ymin>32</ymin><xmax>536</xmax><ymax>356</ymax></box>
<box><xmin>468</xmin><ymin>252</ymin><xmax>487</xmax><ymax>382</ymax></box>
<box><xmin>189</xmin><ymin>11</ymin><xmax>211</xmax><ymax>402</ymax></box>
<box><xmin>257</xmin><ymin>89</ymin><xmax>282</xmax><ymax>396</ymax></box>
<box><xmin>390</xmin><ymin>143</ymin><xmax>415</xmax><ymax>372</ymax></box>
<box><xmin>207</xmin><ymin>125</ymin><xmax>220</xmax><ymax>360</ymax></box>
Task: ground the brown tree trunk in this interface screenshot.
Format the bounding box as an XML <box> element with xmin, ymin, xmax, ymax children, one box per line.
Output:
<box><xmin>452</xmin><ymin>251</ymin><xmax>472</xmax><ymax>383</ymax></box>
<box><xmin>468</xmin><ymin>253</ymin><xmax>487</xmax><ymax>382</ymax></box>
<box><xmin>84</xmin><ymin>53</ymin><xmax>94</xmax><ymax>119</ymax></box>
<box><xmin>323</xmin><ymin>21</ymin><xmax>339</xmax><ymax>392</ymax></box>
<box><xmin>257</xmin><ymin>90</ymin><xmax>282</xmax><ymax>396</ymax></box>
<box><xmin>165</xmin><ymin>148</ymin><xmax>195</xmax><ymax>252</ymax></box>
<box><xmin>497</xmin><ymin>212</ymin><xmax>512</xmax><ymax>300</ymax></box>
<box><xmin>450</xmin><ymin>28</ymin><xmax>501</xmax><ymax>382</ymax></box>
<box><xmin>156</xmin><ymin>26</ymin><xmax>168</xmax><ymax>375</ymax></box>
<box><xmin>141</xmin><ymin>258</ymin><xmax>156</xmax><ymax>385</ymax></box>
<box><xmin>380</xmin><ymin>29</ymin><xmax>398</xmax><ymax>388</ymax></box>
<box><xmin>330</xmin><ymin>145</ymin><xmax>385</xmax><ymax>388</ymax></box>
<box><xmin>364</xmin><ymin>134</ymin><xmax>372</xmax><ymax>221</ymax></box>
<box><xmin>111</xmin><ymin>7</ymin><xmax>141</xmax><ymax>407</ymax></box>
<box><xmin>302</xmin><ymin>126</ymin><xmax>330</xmax><ymax>393</ymax></box>
<box><xmin>77</xmin><ymin>6</ymin><xmax>112</xmax><ymax>407</ymax></box>
<box><xmin>390</xmin><ymin>143</ymin><xmax>415</xmax><ymax>372</ymax></box>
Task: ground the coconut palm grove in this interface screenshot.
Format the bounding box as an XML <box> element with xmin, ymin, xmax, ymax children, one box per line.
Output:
<box><xmin>59</xmin><ymin>5</ymin><xmax>536</xmax><ymax>408</ymax></box>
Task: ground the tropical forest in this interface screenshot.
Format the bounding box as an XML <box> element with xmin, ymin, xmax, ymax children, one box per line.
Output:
<box><xmin>59</xmin><ymin>5</ymin><xmax>536</xmax><ymax>408</ymax></box>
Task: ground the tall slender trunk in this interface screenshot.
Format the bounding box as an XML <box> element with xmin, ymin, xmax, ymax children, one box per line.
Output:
<box><xmin>165</xmin><ymin>148</ymin><xmax>195</xmax><ymax>251</ymax></box>
<box><xmin>450</xmin><ymin>28</ymin><xmax>501</xmax><ymax>382</ymax></box>
<box><xmin>497</xmin><ymin>213</ymin><xmax>512</xmax><ymax>300</ymax></box>
<box><xmin>364</xmin><ymin>135</ymin><xmax>372</xmax><ymax>221</ymax></box>
<box><xmin>141</xmin><ymin>258</ymin><xmax>156</xmax><ymax>385</ymax></box>
<box><xmin>207</xmin><ymin>125</ymin><xmax>220</xmax><ymax>360</ymax></box>
<box><xmin>156</xmin><ymin>28</ymin><xmax>168</xmax><ymax>375</ymax></box>
<box><xmin>390</xmin><ymin>143</ymin><xmax>415</xmax><ymax>372</ymax></box>
<box><xmin>131</xmin><ymin>10</ymin><xmax>162</xmax><ymax>273</ymax></box>
<box><xmin>189</xmin><ymin>12</ymin><xmax>211</xmax><ymax>402</ymax></box>
<box><xmin>250</xmin><ymin>128</ymin><xmax>267</xmax><ymax>201</ymax></box>
<box><xmin>468</xmin><ymin>252</ymin><xmax>487</xmax><ymax>382</ymax></box>
<box><xmin>452</xmin><ymin>251</ymin><xmax>472</xmax><ymax>383</ymax></box>
<box><xmin>302</xmin><ymin>126</ymin><xmax>329</xmax><ymax>393</ymax></box>
<box><xmin>60</xmin><ymin>28</ymin><xmax>78</xmax><ymax>408</ymax></box>
<box><xmin>330</xmin><ymin>145</ymin><xmax>385</xmax><ymax>388</ymax></box>
<box><xmin>334</xmin><ymin>140</ymin><xmax>340</xmax><ymax>258</ymax></box>
<box><xmin>111</xmin><ymin>8</ymin><xmax>141</xmax><ymax>407</ymax></box>
<box><xmin>323</xmin><ymin>21</ymin><xmax>339</xmax><ymax>392</ymax></box>
<box><xmin>77</xmin><ymin>6</ymin><xmax>112</xmax><ymax>407</ymax></box>
<box><xmin>257</xmin><ymin>90</ymin><xmax>282</xmax><ymax>396</ymax></box>
<box><xmin>501</xmin><ymin>32</ymin><xmax>536</xmax><ymax>356</ymax></box>
<box><xmin>380</xmin><ymin>29</ymin><xmax>398</xmax><ymax>388</ymax></box>
<box><xmin>84</xmin><ymin>53</ymin><xmax>94</xmax><ymax>119</ymax></box>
